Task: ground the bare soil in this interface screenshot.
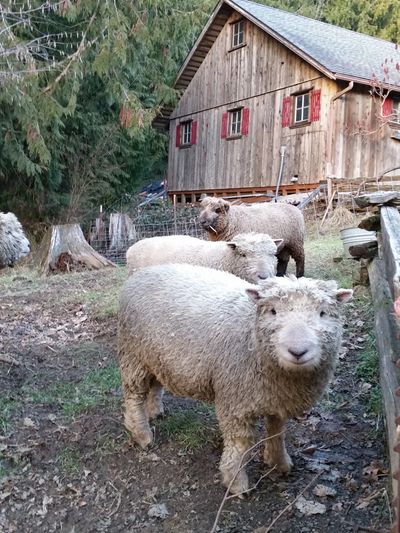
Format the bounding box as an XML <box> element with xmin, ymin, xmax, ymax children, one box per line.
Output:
<box><xmin>0</xmin><ymin>236</ymin><xmax>391</xmax><ymax>532</ymax></box>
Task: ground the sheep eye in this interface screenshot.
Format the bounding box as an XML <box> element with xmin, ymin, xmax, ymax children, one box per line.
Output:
<box><xmin>320</xmin><ymin>311</ymin><xmax>326</xmax><ymax>317</ymax></box>
<box><xmin>271</xmin><ymin>309</ymin><xmax>277</xmax><ymax>315</ymax></box>
<box><xmin>215</xmin><ymin>208</ymin><xmax>222</xmax><ymax>214</ymax></box>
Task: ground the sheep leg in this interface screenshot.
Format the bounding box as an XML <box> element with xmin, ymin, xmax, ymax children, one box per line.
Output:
<box><xmin>276</xmin><ymin>248</ymin><xmax>290</xmax><ymax>276</ymax></box>
<box><xmin>122</xmin><ymin>373</ymin><xmax>153</xmax><ymax>449</ymax></box>
<box><xmin>263</xmin><ymin>415</ymin><xmax>292</xmax><ymax>473</ymax></box>
<box><xmin>219</xmin><ymin>420</ymin><xmax>255</xmax><ymax>495</ymax></box>
<box><xmin>146</xmin><ymin>379</ymin><xmax>164</xmax><ymax>420</ymax></box>
<box><xmin>292</xmin><ymin>248</ymin><xmax>305</xmax><ymax>278</ymax></box>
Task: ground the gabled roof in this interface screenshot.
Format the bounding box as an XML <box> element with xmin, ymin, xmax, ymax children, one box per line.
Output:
<box><xmin>154</xmin><ymin>0</ymin><xmax>400</xmax><ymax>127</ymax></box>
<box><xmin>231</xmin><ymin>0</ymin><xmax>400</xmax><ymax>86</ymax></box>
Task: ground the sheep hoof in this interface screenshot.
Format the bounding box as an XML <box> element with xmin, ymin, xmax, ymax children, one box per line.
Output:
<box><xmin>263</xmin><ymin>450</ymin><xmax>293</xmax><ymax>474</ymax></box>
<box><xmin>223</xmin><ymin>470</ymin><xmax>249</xmax><ymax>496</ymax></box>
<box><xmin>135</xmin><ymin>431</ymin><xmax>153</xmax><ymax>449</ymax></box>
<box><xmin>125</xmin><ymin>422</ymin><xmax>153</xmax><ymax>449</ymax></box>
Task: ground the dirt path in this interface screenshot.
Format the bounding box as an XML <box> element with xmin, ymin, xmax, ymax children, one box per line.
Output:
<box><xmin>0</xmin><ymin>235</ymin><xmax>391</xmax><ymax>532</ymax></box>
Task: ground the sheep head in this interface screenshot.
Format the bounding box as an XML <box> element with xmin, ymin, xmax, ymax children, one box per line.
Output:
<box><xmin>246</xmin><ymin>277</ymin><xmax>353</xmax><ymax>371</ymax></box>
<box><xmin>226</xmin><ymin>233</ymin><xmax>283</xmax><ymax>281</ymax></box>
<box><xmin>198</xmin><ymin>196</ymin><xmax>231</xmax><ymax>236</ymax></box>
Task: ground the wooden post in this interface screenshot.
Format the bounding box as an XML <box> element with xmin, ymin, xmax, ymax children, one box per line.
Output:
<box><xmin>173</xmin><ymin>194</ymin><xmax>178</xmax><ymax>234</ymax></box>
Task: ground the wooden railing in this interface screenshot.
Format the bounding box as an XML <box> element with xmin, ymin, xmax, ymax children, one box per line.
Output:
<box><xmin>168</xmin><ymin>183</ymin><xmax>321</xmax><ymax>204</ymax></box>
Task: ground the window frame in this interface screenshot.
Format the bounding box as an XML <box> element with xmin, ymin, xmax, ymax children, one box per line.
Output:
<box><xmin>180</xmin><ymin>120</ymin><xmax>192</xmax><ymax>146</ymax></box>
<box><xmin>230</xmin><ymin>19</ymin><xmax>245</xmax><ymax>50</ymax></box>
<box><xmin>229</xmin><ymin>108</ymin><xmax>243</xmax><ymax>137</ymax></box>
<box><xmin>293</xmin><ymin>92</ymin><xmax>311</xmax><ymax>125</ymax></box>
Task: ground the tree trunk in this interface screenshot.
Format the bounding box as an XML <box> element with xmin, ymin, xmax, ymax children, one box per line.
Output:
<box><xmin>108</xmin><ymin>213</ymin><xmax>137</xmax><ymax>258</ymax></box>
<box><xmin>34</xmin><ymin>224</ymin><xmax>115</xmax><ymax>275</ymax></box>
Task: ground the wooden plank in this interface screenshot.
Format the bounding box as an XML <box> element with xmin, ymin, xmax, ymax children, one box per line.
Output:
<box><xmin>368</xmin><ymin>258</ymin><xmax>400</xmax><ymax>499</ymax></box>
<box><xmin>381</xmin><ymin>206</ymin><xmax>400</xmax><ymax>302</ymax></box>
<box><xmin>355</xmin><ymin>191</ymin><xmax>400</xmax><ymax>208</ymax></box>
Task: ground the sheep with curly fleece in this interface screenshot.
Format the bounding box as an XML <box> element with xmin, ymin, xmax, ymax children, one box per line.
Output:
<box><xmin>0</xmin><ymin>212</ymin><xmax>30</xmax><ymax>269</ymax></box>
<box><xmin>118</xmin><ymin>263</ymin><xmax>352</xmax><ymax>494</ymax></box>
<box><xmin>198</xmin><ymin>196</ymin><xmax>305</xmax><ymax>277</ymax></box>
<box><xmin>126</xmin><ymin>233</ymin><xmax>283</xmax><ymax>283</ymax></box>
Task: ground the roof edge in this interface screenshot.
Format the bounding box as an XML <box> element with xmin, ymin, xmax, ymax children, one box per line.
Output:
<box><xmin>173</xmin><ymin>0</ymin><xmax>227</xmax><ymax>86</ymax></box>
<box><xmin>226</xmin><ymin>0</ymin><xmax>336</xmax><ymax>81</ymax></box>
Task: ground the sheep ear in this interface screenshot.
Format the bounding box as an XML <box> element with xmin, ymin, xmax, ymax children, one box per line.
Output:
<box><xmin>274</xmin><ymin>239</ymin><xmax>284</xmax><ymax>252</ymax></box>
<box><xmin>227</xmin><ymin>242</ymin><xmax>237</xmax><ymax>250</ymax></box>
<box><xmin>246</xmin><ymin>288</ymin><xmax>262</xmax><ymax>302</ymax></box>
<box><xmin>220</xmin><ymin>200</ymin><xmax>230</xmax><ymax>212</ymax></box>
<box><xmin>335</xmin><ymin>289</ymin><xmax>353</xmax><ymax>304</ymax></box>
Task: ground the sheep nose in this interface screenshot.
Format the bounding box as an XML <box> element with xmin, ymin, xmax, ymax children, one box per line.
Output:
<box><xmin>288</xmin><ymin>348</ymin><xmax>308</xmax><ymax>359</ymax></box>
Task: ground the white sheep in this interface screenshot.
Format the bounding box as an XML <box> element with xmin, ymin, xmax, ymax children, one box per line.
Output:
<box><xmin>126</xmin><ymin>233</ymin><xmax>283</xmax><ymax>283</ymax></box>
<box><xmin>118</xmin><ymin>263</ymin><xmax>352</xmax><ymax>494</ymax></box>
<box><xmin>0</xmin><ymin>212</ymin><xmax>30</xmax><ymax>269</ymax></box>
<box><xmin>198</xmin><ymin>196</ymin><xmax>305</xmax><ymax>277</ymax></box>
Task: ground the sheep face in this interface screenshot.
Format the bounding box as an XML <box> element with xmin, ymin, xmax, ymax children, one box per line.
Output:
<box><xmin>247</xmin><ymin>277</ymin><xmax>352</xmax><ymax>371</ymax></box>
<box><xmin>227</xmin><ymin>233</ymin><xmax>282</xmax><ymax>281</ymax></box>
<box><xmin>198</xmin><ymin>197</ymin><xmax>230</xmax><ymax>235</ymax></box>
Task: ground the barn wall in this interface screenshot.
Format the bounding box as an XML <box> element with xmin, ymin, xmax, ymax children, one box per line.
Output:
<box><xmin>168</xmin><ymin>12</ymin><xmax>333</xmax><ymax>191</ymax></box>
<box><xmin>332</xmin><ymin>89</ymin><xmax>400</xmax><ymax>179</ymax></box>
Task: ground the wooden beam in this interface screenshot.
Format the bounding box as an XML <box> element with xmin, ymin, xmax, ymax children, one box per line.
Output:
<box><xmin>380</xmin><ymin>206</ymin><xmax>400</xmax><ymax>302</ymax></box>
<box><xmin>368</xmin><ymin>258</ymin><xmax>400</xmax><ymax>500</ymax></box>
<box><xmin>355</xmin><ymin>191</ymin><xmax>400</xmax><ymax>208</ymax></box>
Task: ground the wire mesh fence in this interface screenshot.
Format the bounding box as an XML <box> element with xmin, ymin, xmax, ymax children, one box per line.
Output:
<box><xmin>88</xmin><ymin>208</ymin><xmax>204</xmax><ymax>264</ymax></box>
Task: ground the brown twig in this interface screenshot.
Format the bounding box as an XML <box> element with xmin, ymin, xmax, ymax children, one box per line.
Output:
<box><xmin>210</xmin><ymin>432</ymin><xmax>285</xmax><ymax>533</ymax></box>
<box><xmin>264</xmin><ymin>471</ymin><xmax>322</xmax><ymax>532</ymax></box>
<box><xmin>0</xmin><ymin>354</ymin><xmax>20</xmax><ymax>366</ymax></box>
<box><xmin>343</xmin><ymin>523</ymin><xmax>390</xmax><ymax>533</ymax></box>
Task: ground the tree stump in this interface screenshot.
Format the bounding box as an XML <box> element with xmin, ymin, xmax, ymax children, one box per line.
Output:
<box><xmin>34</xmin><ymin>224</ymin><xmax>115</xmax><ymax>275</ymax></box>
<box><xmin>88</xmin><ymin>214</ymin><xmax>107</xmax><ymax>253</ymax></box>
<box><xmin>108</xmin><ymin>213</ymin><xmax>137</xmax><ymax>260</ymax></box>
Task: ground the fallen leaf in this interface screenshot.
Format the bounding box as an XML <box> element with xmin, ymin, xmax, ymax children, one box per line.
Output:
<box><xmin>148</xmin><ymin>503</ymin><xmax>169</xmax><ymax>519</ymax></box>
<box><xmin>294</xmin><ymin>496</ymin><xmax>326</xmax><ymax>515</ymax></box>
<box><xmin>23</xmin><ymin>417</ymin><xmax>36</xmax><ymax>428</ymax></box>
<box><xmin>313</xmin><ymin>484</ymin><xmax>337</xmax><ymax>498</ymax></box>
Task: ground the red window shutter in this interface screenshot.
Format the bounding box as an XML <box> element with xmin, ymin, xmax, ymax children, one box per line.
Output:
<box><xmin>383</xmin><ymin>97</ymin><xmax>393</xmax><ymax>116</ymax></box>
<box><xmin>221</xmin><ymin>112</ymin><xmax>228</xmax><ymax>138</ymax></box>
<box><xmin>281</xmin><ymin>97</ymin><xmax>292</xmax><ymax>127</ymax></box>
<box><xmin>175</xmin><ymin>124</ymin><xmax>181</xmax><ymax>147</ymax></box>
<box><xmin>191</xmin><ymin>121</ymin><xmax>197</xmax><ymax>144</ymax></box>
<box><xmin>241</xmin><ymin>107</ymin><xmax>250</xmax><ymax>135</ymax></box>
<box><xmin>310</xmin><ymin>89</ymin><xmax>321</xmax><ymax>122</ymax></box>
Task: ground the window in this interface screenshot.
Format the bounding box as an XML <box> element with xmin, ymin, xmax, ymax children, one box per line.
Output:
<box><xmin>176</xmin><ymin>120</ymin><xmax>197</xmax><ymax>148</ymax></box>
<box><xmin>181</xmin><ymin>121</ymin><xmax>192</xmax><ymax>145</ymax></box>
<box><xmin>281</xmin><ymin>89</ymin><xmax>321</xmax><ymax>128</ymax></box>
<box><xmin>232</xmin><ymin>20</ymin><xmax>245</xmax><ymax>48</ymax></box>
<box><xmin>294</xmin><ymin>92</ymin><xmax>310</xmax><ymax>124</ymax></box>
<box><xmin>221</xmin><ymin>107</ymin><xmax>250</xmax><ymax>138</ymax></box>
<box><xmin>230</xmin><ymin>109</ymin><xmax>242</xmax><ymax>136</ymax></box>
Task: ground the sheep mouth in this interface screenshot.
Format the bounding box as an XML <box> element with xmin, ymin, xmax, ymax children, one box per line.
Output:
<box><xmin>201</xmin><ymin>223</ymin><xmax>217</xmax><ymax>234</ymax></box>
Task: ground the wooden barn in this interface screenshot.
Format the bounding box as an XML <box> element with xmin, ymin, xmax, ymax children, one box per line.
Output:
<box><xmin>157</xmin><ymin>0</ymin><xmax>400</xmax><ymax>204</ymax></box>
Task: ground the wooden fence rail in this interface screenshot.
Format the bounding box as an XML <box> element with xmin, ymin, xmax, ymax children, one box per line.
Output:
<box><xmin>367</xmin><ymin>205</ymin><xmax>400</xmax><ymax>525</ymax></box>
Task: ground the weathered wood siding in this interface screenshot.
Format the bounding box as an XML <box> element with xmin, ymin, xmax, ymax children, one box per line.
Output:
<box><xmin>332</xmin><ymin>88</ymin><xmax>400</xmax><ymax>179</ymax></box>
<box><xmin>168</xmin><ymin>9</ymin><xmax>400</xmax><ymax>192</ymax></box>
<box><xmin>168</xmin><ymin>12</ymin><xmax>331</xmax><ymax>191</ymax></box>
